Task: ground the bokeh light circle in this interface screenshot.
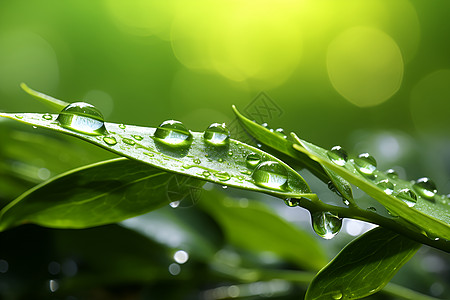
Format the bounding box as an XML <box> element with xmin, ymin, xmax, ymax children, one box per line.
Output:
<box><xmin>327</xmin><ymin>27</ymin><xmax>404</xmax><ymax>107</ymax></box>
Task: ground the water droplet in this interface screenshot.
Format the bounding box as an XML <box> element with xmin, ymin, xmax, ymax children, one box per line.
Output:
<box><xmin>327</xmin><ymin>146</ymin><xmax>348</xmax><ymax>166</ymax></box>
<box><xmin>385</xmin><ymin>168</ymin><xmax>399</xmax><ymax>179</ymax></box>
<box><xmin>343</xmin><ymin>199</ymin><xmax>350</xmax><ymax>206</ymax></box>
<box><xmin>204</xmin><ymin>123</ymin><xmax>230</xmax><ymax>146</ymax></box>
<box><xmin>132</xmin><ymin>135</ymin><xmax>143</xmax><ymax>141</ymax></box>
<box><xmin>228</xmin><ymin>151</ymin><xmax>233</xmax><ymax>156</ymax></box>
<box><xmin>193</xmin><ymin>158</ymin><xmax>201</xmax><ymax>164</ymax></box>
<box><xmin>15</xmin><ymin>114</ymin><xmax>23</xmax><ymax>119</ymax></box>
<box><xmin>331</xmin><ymin>291</ymin><xmax>343</xmax><ymax>300</ymax></box>
<box><xmin>367</xmin><ymin>206</ymin><xmax>377</xmax><ymax>212</ymax></box>
<box><xmin>311</xmin><ymin>211</ymin><xmax>342</xmax><ymax>239</ymax></box>
<box><xmin>218</xmin><ymin>158</ymin><xmax>224</xmax><ymax>163</ymax></box>
<box><xmin>42</xmin><ymin>113</ymin><xmax>53</xmax><ymax>120</ymax></box>
<box><xmin>284</xmin><ymin>198</ymin><xmax>300</xmax><ymax>207</ymax></box>
<box><xmin>413</xmin><ymin>177</ymin><xmax>438</xmax><ymax>200</ymax></box>
<box><xmin>215</xmin><ymin>171</ymin><xmax>231</xmax><ymax>181</ymax></box>
<box><xmin>57</xmin><ymin>102</ymin><xmax>107</xmax><ymax>135</ymax></box>
<box><xmin>222</xmin><ymin>185</ymin><xmax>228</xmax><ymax>189</ymax></box>
<box><xmin>396</xmin><ymin>188</ymin><xmax>418</xmax><ymax>207</ymax></box>
<box><xmin>119</xmin><ymin>124</ymin><xmax>126</xmax><ymax>129</ymax></box>
<box><xmin>122</xmin><ymin>138</ymin><xmax>135</xmax><ymax>145</ymax></box>
<box><xmin>202</xmin><ymin>171</ymin><xmax>210</xmax><ymax>177</ymax></box>
<box><xmin>143</xmin><ymin>152</ymin><xmax>154</xmax><ymax>157</ymax></box>
<box><xmin>257</xmin><ymin>143</ymin><xmax>262</xmax><ymax>148</ymax></box>
<box><xmin>32</xmin><ymin>126</ymin><xmax>37</xmax><ymax>129</ymax></box>
<box><xmin>103</xmin><ymin>136</ymin><xmax>117</xmax><ymax>145</ymax></box>
<box><xmin>354</xmin><ymin>153</ymin><xmax>377</xmax><ymax>176</ymax></box>
<box><xmin>154</xmin><ymin>120</ymin><xmax>192</xmax><ymax>146</ymax></box>
<box><xmin>275</xmin><ymin>128</ymin><xmax>287</xmax><ymax>139</ymax></box>
<box><xmin>252</xmin><ymin>161</ymin><xmax>288</xmax><ymax>191</ymax></box>
<box><xmin>246</xmin><ymin>153</ymin><xmax>261</xmax><ymax>168</ymax></box>
<box><xmin>261</xmin><ymin>122</ymin><xmax>270</xmax><ymax>129</ymax></box>
<box><xmin>376</xmin><ymin>179</ymin><xmax>394</xmax><ymax>195</ymax></box>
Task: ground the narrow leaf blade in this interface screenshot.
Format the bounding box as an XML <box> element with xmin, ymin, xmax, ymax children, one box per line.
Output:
<box><xmin>20</xmin><ymin>83</ymin><xmax>69</xmax><ymax>111</ymax></box>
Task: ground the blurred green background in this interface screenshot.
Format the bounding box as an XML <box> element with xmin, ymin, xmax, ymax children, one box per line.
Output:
<box><xmin>0</xmin><ymin>0</ymin><xmax>449</xmax><ymax>299</ymax></box>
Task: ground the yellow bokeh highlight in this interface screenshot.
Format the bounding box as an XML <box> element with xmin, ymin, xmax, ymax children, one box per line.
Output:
<box><xmin>327</xmin><ymin>27</ymin><xmax>403</xmax><ymax>107</ymax></box>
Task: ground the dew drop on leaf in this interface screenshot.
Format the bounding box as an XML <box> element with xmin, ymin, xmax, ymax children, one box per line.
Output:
<box><xmin>193</xmin><ymin>158</ymin><xmax>201</xmax><ymax>164</ymax></box>
<box><xmin>122</xmin><ymin>138</ymin><xmax>135</xmax><ymax>145</ymax></box>
<box><xmin>154</xmin><ymin>120</ymin><xmax>192</xmax><ymax>147</ymax></box>
<box><xmin>57</xmin><ymin>102</ymin><xmax>107</xmax><ymax>135</ymax></box>
<box><xmin>385</xmin><ymin>168</ymin><xmax>399</xmax><ymax>179</ymax></box>
<box><xmin>119</xmin><ymin>124</ymin><xmax>126</xmax><ymax>129</ymax></box>
<box><xmin>204</xmin><ymin>123</ymin><xmax>230</xmax><ymax>146</ymax></box>
<box><xmin>132</xmin><ymin>135</ymin><xmax>143</xmax><ymax>141</ymax></box>
<box><xmin>42</xmin><ymin>113</ymin><xmax>53</xmax><ymax>120</ymax></box>
<box><xmin>311</xmin><ymin>211</ymin><xmax>342</xmax><ymax>239</ymax></box>
<box><xmin>215</xmin><ymin>171</ymin><xmax>231</xmax><ymax>181</ymax></box>
<box><xmin>327</xmin><ymin>146</ymin><xmax>348</xmax><ymax>166</ymax></box>
<box><xmin>413</xmin><ymin>177</ymin><xmax>438</xmax><ymax>200</ymax></box>
<box><xmin>246</xmin><ymin>153</ymin><xmax>261</xmax><ymax>169</ymax></box>
<box><xmin>275</xmin><ymin>128</ymin><xmax>287</xmax><ymax>139</ymax></box>
<box><xmin>376</xmin><ymin>179</ymin><xmax>394</xmax><ymax>195</ymax></box>
<box><xmin>103</xmin><ymin>136</ymin><xmax>117</xmax><ymax>145</ymax></box>
<box><xmin>228</xmin><ymin>151</ymin><xmax>233</xmax><ymax>156</ymax></box>
<box><xmin>331</xmin><ymin>291</ymin><xmax>343</xmax><ymax>300</ymax></box>
<box><xmin>202</xmin><ymin>171</ymin><xmax>210</xmax><ymax>177</ymax></box>
<box><xmin>284</xmin><ymin>198</ymin><xmax>300</xmax><ymax>207</ymax></box>
<box><xmin>251</xmin><ymin>161</ymin><xmax>289</xmax><ymax>191</ymax></box>
<box><xmin>15</xmin><ymin>114</ymin><xmax>23</xmax><ymax>119</ymax></box>
<box><xmin>396</xmin><ymin>188</ymin><xmax>418</xmax><ymax>207</ymax></box>
<box><xmin>354</xmin><ymin>153</ymin><xmax>377</xmax><ymax>176</ymax></box>
<box><xmin>143</xmin><ymin>152</ymin><xmax>154</xmax><ymax>157</ymax></box>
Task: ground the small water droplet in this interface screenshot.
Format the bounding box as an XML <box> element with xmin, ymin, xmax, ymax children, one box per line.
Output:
<box><xmin>119</xmin><ymin>124</ymin><xmax>126</xmax><ymax>129</ymax></box>
<box><xmin>331</xmin><ymin>291</ymin><xmax>343</xmax><ymax>300</ymax></box>
<box><xmin>103</xmin><ymin>136</ymin><xmax>117</xmax><ymax>145</ymax></box>
<box><xmin>396</xmin><ymin>188</ymin><xmax>418</xmax><ymax>207</ymax></box>
<box><xmin>218</xmin><ymin>158</ymin><xmax>224</xmax><ymax>163</ymax></box>
<box><xmin>193</xmin><ymin>158</ymin><xmax>201</xmax><ymax>164</ymax></box>
<box><xmin>42</xmin><ymin>113</ymin><xmax>53</xmax><ymax>120</ymax></box>
<box><xmin>222</xmin><ymin>185</ymin><xmax>228</xmax><ymax>189</ymax></box>
<box><xmin>154</xmin><ymin>120</ymin><xmax>192</xmax><ymax>146</ymax></box>
<box><xmin>215</xmin><ymin>171</ymin><xmax>231</xmax><ymax>181</ymax></box>
<box><xmin>367</xmin><ymin>206</ymin><xmax>377</xmax><ymax>212</ymax></box>
<box><xmin>342</xmin><ymin>199</ymin><xmax>350</xmax><ymax>206</ymax></box>
<box><xmin>170</xmin><ymin>201</ymin><xmax>180</xmax><ymax>208</ymax></box>
<box><xmin>385</xmin><ymin>168</ymin><xmax>399</xmax><ymax>179</ymax></box>
<box><xmin>202</xmin><ymin>171</ymin><xmax>210</xmax><ymax>177</ymax></box>
<box><xmin>311</xmin><ymin>211</ymin><xmax>342</xmax><ymax>239</ymax></box>
<box><xmin>143</xmin><ymin>152</ymin><xmax>154</xmax><ymax>157</ymax></box>
<box><xmin>257</xmin><ymin>143</ymin><xmax>262</xmax><ymax>148</ymax></box>
<box><xmin>204</xmin><ymin>123</ymin><xmax>230</xmax><ymax>146</ymax></box>
<box><xmin>246</xmin><ymin>153</ymin><xmax>261</xmax><ymax>168</ymax></box>
<box><xmin>32</xmin><ymin>126</ymin><xmax>37</xmax><ymax>129</ymax></box>
<box><xmin>284</xmin><ymin>198</ymin><xmax>300</xmax><ymax>207</ymax></box>
<box><xmin>122</xmin><ymin>138</ymin><xmax>135</xmax><ymax>145</ymax></box>
<box><xmin>15</xmin><ymin>114</ymin><xmax>23</xmax><ymax>119</ymax></box>
<box><xmin>132</xmin><ymin>135</ymin><xmax>143</xmax><ymax>141</ymax></box>
<box><xmin>376</xmin><ymin>179</ymin><xmax>394</xmax><ymax>195</ymax></box>
<box><xmin>327</xmin><ymin>146</ymin><xmax>348</xmax><ymax>166</ymax></box>
<box><xmin>275</xmin><ymin>128</ymin><xmax>287</xmax><ymax>139</ymax></box>
<box><xmin>228</xmin><ymin>151</ymin><xmax>233</xmax><ymax>156</ymax></box>
<box><xmin>413</xmin><ymin>177</ymin><xmax>438</xmax><ymax>200</ymax></box>
<box><xmin>261</xmin><ymin>122</ymin><xmax>270</xmax><ymax>129</ymax></box>
<box><xmin>57</xmin><ymin>102</ymin><xmax>107</xmax><ymax>135</ymax></box>
<box><xmin>252</xmin><ymin>161</ymin><xmax>288</xmax><ymax>191</ymax></box>
<box><xmin>354</xmin><ymin>153</ymin><xmax>377</xmax><ymax>176</ymax></box>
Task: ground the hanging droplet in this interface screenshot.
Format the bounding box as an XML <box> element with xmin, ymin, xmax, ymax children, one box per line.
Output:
<box><xmin>385</xmin><ymin>169</ymin><xmax>399</xmax><ymax>179</ymax></box>
<box><xmin>246</xmin><ymin>153</ymin><xmax>261</xmax><ymax>169</ymax></box>
<box><xmin>204</xmin><ymin>123</ymin><xmax>230</xmax><ymax>146</ymax></box>
<box><xmin>275</xmin><ymin>128</ymin><xmax>287</xmax><ymax>139</ymax></box>
<box><xmin>122</xmin><ymin>138</ymin><xmax>135</xmax><ymax>145</ymax></box>
<box><xmin>215</xmin><ymin>171</ymin><xmax>231</xmax><ymax>181</ymax></box>
<box><xmin>103</xmin><ymin>136</ymin><xmax>117</xmax><ymax>145</ymax></box>
<box><xmin>284</xmin><ymin>198</ymin><xmax>301</xmax><ymax>207</ymax></box>
<box><xmin>193</xmin><ymin>158</ymin><xmax>201</xmax><ymax>164</ymax></box>
<box><xmin>154</xmin><ymin>120</ymin><xmax>192</xmax><ymax>146</ymax></box>
<box><xmin>132</xmin><ymin>135</ymin><xmax>143</xmax><ymax>141</ymax></box>
<box><xmin>42</xmin><ymin>113</ymin><xmax>53</xmax><ymax>120</ymax></box>
<box><xmin>57</xmin><ymin>102</ymin><xmax>107</xmax><ymax>135</ymax></box>
<box><xmin>252</xmin><ymin>161</ymin><xmax>289</xmax><ymax>191</ymax></box>
<box><xmin>311</xmin><ymin>211</ymin><xmax>342</xmax><ymax>239</ymax></box>
<box><xmin>327</xmin><ymin>146</ymin><xmax>348</xmax><ymax>166</ymax></box>
<box><xmin>354</xmin><ymin>153</ymin><xmax>377</xmax><ymax>176</ymax></box>
<box><xmin>413</xmin><ymin>177</ymin><xmax>438</xmax><ymax>200</ymax></box>
<box><xmin>118</xmin><ymin>124</ymin><xmax>126</xmax><ymax>129</ymax></box>
<box><xmin>396</xmin><ymin>188</ymin><xmax>418</xmax><ymax>207</ymax></box>
<box><xmin>376</xmin><ymin>179</ymin><xmax>394</xmax><ymax>195</ymax></box>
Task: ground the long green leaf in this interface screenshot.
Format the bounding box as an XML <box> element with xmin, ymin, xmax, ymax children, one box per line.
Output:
<box><xmin>0</xmin><ymin>112</ymin><xmax>313</xmax><ymax>201</ymax></box>
<box><xmin>20</xmin><ymin>83</ymin><xmax>69</xmax><ymax>111</ymax></box>
<box><xmin>306</xmin><ymin>227</ymin><xmax>421</xmax><ymax>300</ymax></box>
<box><xmin>0</xmin><ymin>158</ymin><xmax>204</xmax><ymax>230</ymax></box>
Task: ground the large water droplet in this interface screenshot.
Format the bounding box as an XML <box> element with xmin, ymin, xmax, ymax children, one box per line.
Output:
<box><xmin>396</xmin><ymin>188</ymin><xmax>418</xmax><ymax>207</ymax></box>
<box><xmin>252</xmin><ymin>161</ymin><xmax>288</xmax><ymax>191</ymax></box>
<box><xmin>311</xmin><ymin>211</ymin><xmax>342</xmax><ymax>239</ymax></box>
<box><xmin>354</xmin><ymin>153</ymin><xmax>377</xmax><ymax>176</ymax></box>
<box><xmin>246</xmin><ymin>153</ymin><xmax>261</xmax><ymax>168</ymax></box>
<box><xmin>154</xmin><ymin>120</ymin><xmax>192</xmax><ymax>146</ymax></box>
<box><xmin>385</xmin><ymin>168</ymin><xmax>398</xmax><ymax>179</ymax></box>
<box><xmin>204</xmin><ymin>123</ymin><xmax>230</xmax><ymax>146</ymax></box>
<box><xmin>413</xmin><ymin>177</ymin><xmax>437</xmax><ymax>200</ymax></box>
<box><xmin>376</xmin><ymin>179</ymin><xmax>394</xmax><ymax>195</ymax></box>
<box><xmin>57</xmin><ymin>102</ymin><xmax>107</xmax><ymax>135</ymax></box>
<box><xmin>327</xmin><ymin>146</ymin><xmax>348</xmax><ymax>166</ymax></box>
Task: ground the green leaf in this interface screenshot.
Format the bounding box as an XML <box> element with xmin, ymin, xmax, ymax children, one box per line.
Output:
<box><xmin>292</xmin><ymin>135</ymin><xmax>450</xmax><ymax>242</ymax></box>
<box><xmin>232</xmin><ymin>105</ymin><xmax>354</xmax><ymax>205</ymax></box>
<box><xmin>0</xmin><ymin>111</ymin><xmax>314</xmax><ymax>201</ymax></box>
<box><xmin>0</xmin><ymin>158</ymin><xmax>205</xmax><ymax>230</ymax></box>
<box><xmin>200</xmin><ymin>189</ymin><xmax>328</xmax><ymax>271</ymax></box>
<box><xmin>20</xmin><ymin>83</ymin><xmax>69</xmax><ymax>111</ymax></box>
<box><xmin>305</xmin><ymin>227</ymin><xmax>421</xmax><ymax>300</ymax></box>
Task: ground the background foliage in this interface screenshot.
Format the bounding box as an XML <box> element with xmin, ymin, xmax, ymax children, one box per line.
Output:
<box><xmin>0</xmin><ymin>0</ymin><xmax>449</xmax><ymax>299</ymax></box>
